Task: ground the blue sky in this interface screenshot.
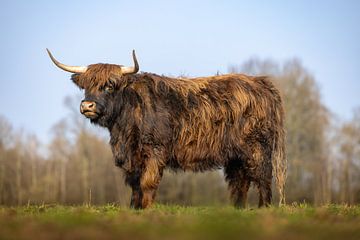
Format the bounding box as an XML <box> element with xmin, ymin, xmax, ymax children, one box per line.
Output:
<box><xmin>0</xmin><ymin>0</ymin><xmax>359</xmax><ymax>143</ymax></box>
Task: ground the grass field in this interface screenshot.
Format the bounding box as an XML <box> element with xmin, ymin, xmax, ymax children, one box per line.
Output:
<box><xmin>0</xmin><ymin>204</ymin><xmax>360</xmax><ymax>240</ymax></box>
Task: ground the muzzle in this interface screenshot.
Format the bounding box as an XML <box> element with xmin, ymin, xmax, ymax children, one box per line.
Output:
<box><xmin>80</xmin><ymin>100</ymin><xmax>98</xmax><ymax>119</ymax></box>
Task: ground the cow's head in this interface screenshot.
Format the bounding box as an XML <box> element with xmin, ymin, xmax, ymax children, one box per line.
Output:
<box><xmin>47</xmin><ymin>49</ymin><xmax>139</xmax><ymax>126</ymax></box>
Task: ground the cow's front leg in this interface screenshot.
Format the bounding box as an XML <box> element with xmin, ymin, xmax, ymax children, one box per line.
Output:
<box><xmin>130</xmin><ymin>185</ymin><xmax>142</xmax><ymax>209</ymax></box>
<box><xmin>125</xmin><ymin>174</ymin><xmax>142</xmax><ymax>209</ymax></box>
<box><xmin>139</xmin><ymin>157</ymin><xmax>163</xmax><ymax>209</ymax></box>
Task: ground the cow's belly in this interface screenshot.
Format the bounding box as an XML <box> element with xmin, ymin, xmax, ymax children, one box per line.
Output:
<box><xmin>170</xmin><ymin>144</ymin><xmax>227</xmax><ymax>172</ymax></box>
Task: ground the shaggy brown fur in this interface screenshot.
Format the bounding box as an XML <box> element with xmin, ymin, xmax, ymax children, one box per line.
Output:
<box><xmin>69</xmin><ymin>63</ymin><xmax>286</xmax><ymax>209</ymax></box>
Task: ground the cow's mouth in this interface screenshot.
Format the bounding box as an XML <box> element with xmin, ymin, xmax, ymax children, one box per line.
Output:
<box><xmin>82</xmin><ymin>111</ymin><xmax>99</xmax><ymax>119</ymax></box>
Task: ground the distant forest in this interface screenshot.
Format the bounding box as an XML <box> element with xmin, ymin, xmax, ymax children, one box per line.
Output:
<box><xmin>1</xmin><ymin>58</ymin><xmax>359</xmax><ymax>206</ymax></box>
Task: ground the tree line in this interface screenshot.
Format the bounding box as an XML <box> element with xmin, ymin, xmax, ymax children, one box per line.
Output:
<box><xmin>0</xmin><ymin>58</ymin><xmax>359</xmax><ymax>206</ymax></box>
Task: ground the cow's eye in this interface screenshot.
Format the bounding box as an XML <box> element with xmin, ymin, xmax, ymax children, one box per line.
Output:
<box><xmin>104</xmin><ymin>85</ymin><xmax>114</xmax><ymax>93</ymax></box>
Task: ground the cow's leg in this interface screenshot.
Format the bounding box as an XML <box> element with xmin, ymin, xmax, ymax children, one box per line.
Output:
<box><xmin>139</xmin><ymin>157</ymin><xmax>163</xmax><ymax>209</ymax></box>
<box><xmin>257</xmin><ymin>153</ymin><xmax>272</xmax><ymax>207</ymax></box>
<box><xmin>257</xmin><ymin>179</ymin><xmax>272</xmax><ymax>207</ymax></box>
<box><xmin>125</xmin><ymin>174</ymin><xmax>142</xmax><ymax>209</ymax></box>
<box><xmin>225</xmin><ymin>162</ymin><xmax>250</xmax><ymax>208</ymax></box>
<box><xmin>130</xmin><ymin>185</ymin><xmax>142</xmax><ymax>209</ymax></box>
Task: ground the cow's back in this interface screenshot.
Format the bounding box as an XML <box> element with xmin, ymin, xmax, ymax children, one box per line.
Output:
<box><xmin>157</xmin><ymin>74</ymin><xmax>283</xmax><ymax>171</ymax></box>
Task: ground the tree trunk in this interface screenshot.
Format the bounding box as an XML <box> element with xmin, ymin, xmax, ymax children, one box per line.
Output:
<box><xmin>82</xmin><ymin>155</ymin><xmax>89</xmax><ymax>204</ymax></box>
<box><xmin>16</xmin><ymin>155</ymin><xmax>22</xmax><ymax>205</ymax></box>
<box><xmin>60</xmin><ymin>157</ymin><xmax>67</xmax><ymax>203</ymax></box>
<box><xmin>0</xmin><ymin>155</ymin><xmax>4</xmax><ymax>204</ymax></box>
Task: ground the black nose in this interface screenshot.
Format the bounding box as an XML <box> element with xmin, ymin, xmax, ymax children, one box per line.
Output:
<box><xmin>80</xmin><ymin>101</ymin><xmax>96</xmax><ymax>113</ymax></box>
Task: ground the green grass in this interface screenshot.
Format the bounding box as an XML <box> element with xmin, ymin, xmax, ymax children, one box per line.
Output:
<box><xmin>0</xmin><ymin>204</ymin><xmax>360</xmax><ymax>240</ymax></box>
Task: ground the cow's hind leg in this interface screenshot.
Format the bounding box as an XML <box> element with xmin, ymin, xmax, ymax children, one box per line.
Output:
<box><xmin>256</xmin><ymin>152</ymin><xmax>273</xmax><ymax>207</ymax></box>
<box><xmin>257</xmin><ymin>179</ymin><xmax>272</xmax><ymax>207</ymax></box>
<box><xmin>225</xmin><ymin>161</ymin><xmax>250</xmax><ymax>208</ymax></box>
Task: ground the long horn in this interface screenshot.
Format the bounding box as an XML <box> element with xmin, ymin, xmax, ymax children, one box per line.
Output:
<box><xmin>120</xmin><ymin>50</ymin><xmax>139</xmax><ymax>74</ymax></box>
<box><xmin>46</xmin><ymin>49</ymin><xmax>88</xmax><ymax>73</ymax></box>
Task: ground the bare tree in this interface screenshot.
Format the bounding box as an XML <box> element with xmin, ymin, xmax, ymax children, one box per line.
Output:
<box><xmin>336</xmin><ymin>108</ymin><xmax>360</xmax><ymax>204</ymax></box>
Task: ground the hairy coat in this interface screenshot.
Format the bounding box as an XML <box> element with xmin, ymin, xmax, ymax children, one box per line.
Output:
<box><xmin>68</xmin><ymin>62</ymin><xmax>286</xmax><ymax>209</ymax></box>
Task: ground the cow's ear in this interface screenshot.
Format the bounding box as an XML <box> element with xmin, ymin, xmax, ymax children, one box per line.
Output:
<box><xmin>71</xmin><ymin>73</ymin><xmax>84</xmax><ymax>89</ymax></box>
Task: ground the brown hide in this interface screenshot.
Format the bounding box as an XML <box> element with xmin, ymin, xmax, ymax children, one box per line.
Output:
<box><xmin>71</xmin><ymin>65</ymin><xmax>286</xmax><ymax>209</ymax></box>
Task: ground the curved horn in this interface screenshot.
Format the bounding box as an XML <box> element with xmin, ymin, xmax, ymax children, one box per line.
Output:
<box><xmin>120</xmin><ymin>50</ymin><xmax>139</xmax><ymax>75</ymax></box>
<box><xmin>46</xmin><ymin>49</ymin><xmax>88</xmax><ymax>73</ymax></box>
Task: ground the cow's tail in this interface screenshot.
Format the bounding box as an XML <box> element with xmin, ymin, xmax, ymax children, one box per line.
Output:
<box><xmin>272</xmin><ymin>104</ymin><xmax>287</xmax><ymax>206</ymax></box>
